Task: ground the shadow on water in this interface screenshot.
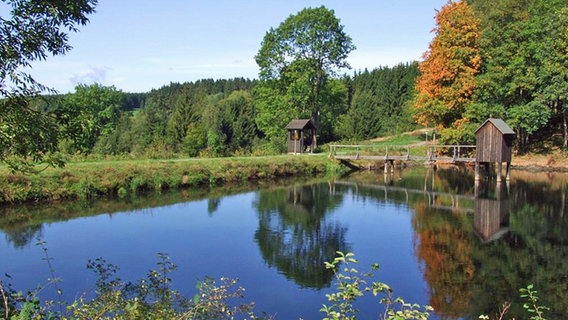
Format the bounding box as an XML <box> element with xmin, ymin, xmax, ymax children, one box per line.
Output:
<box><xmin>2</xmin><ymin>165</ymin><xmax>568</xmax><ymax>318</ymax></box>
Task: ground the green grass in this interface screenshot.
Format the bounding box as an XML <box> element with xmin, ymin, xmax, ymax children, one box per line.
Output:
<box><xmin>0</xmin><ymin>154</ymin><xmax>342</xmax><ymax>204</ymax></box>
<box><xmin>371</xmin><ymin>133</ymin><xmax>425</xmax><ymax>146</ymax></box>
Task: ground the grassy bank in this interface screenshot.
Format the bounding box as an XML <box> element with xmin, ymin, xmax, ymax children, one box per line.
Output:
<box><xmin>0</xmin><ymin>155</ymin><xmax>343</xmax><ymax>204</ymax></box>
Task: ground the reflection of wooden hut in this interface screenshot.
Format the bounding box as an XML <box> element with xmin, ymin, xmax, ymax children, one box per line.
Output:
<box><xmin>474</xmin><ymin>197</ymin><xmax>509</xmax><ymax>242</ymax></box>
<box><xmin>475</xmin><ymin>118</ymin><xmax>515</xmax><ymax>182</ymax></box>
<box><xmin>286</xmin><ymin>119</ymin><xmax>317</xmax><ymax>154</ymax></box>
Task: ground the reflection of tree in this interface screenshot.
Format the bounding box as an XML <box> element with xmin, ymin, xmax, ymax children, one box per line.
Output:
<box><xmin>253</xmin><ymin>183</ymin><xmax>348</xmax><ymax>289</ymax></box>
<box><xmin>413</xmin><ymin>202</ymin><xmax>475</xmax><ymax>318</ymax></box>
<box><xmin>4</xmin><ymin>224</ymin><xmax>43</xmax><ymax>249</ymax></box>
<box><xmin>207</xmin><ymin>197</ymin><xmax>221</xmax><ymax>215</ymax></box>
<box><xmin>0</xmin><ymin>182</ymin><xmax>270</xmax><ymax>249</ymax></box>
<box><xmin>469</xmin><ymin>201</ymin><xmax>568</xmax><ymax>319</ymax></box>
<box><xmin>410</xmin><ymin>169</ymin><xmax>568</xmax><ymax>319</ymax></box>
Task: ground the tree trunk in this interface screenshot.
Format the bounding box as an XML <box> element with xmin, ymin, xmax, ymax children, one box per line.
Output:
<box><xmin>562</xmin><ymin>99</ymin><xmax>567</xmax><ymax>150</ymax></box>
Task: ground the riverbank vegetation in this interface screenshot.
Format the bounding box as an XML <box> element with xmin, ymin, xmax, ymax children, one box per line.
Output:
<box><xmin>0</xmin><ymin>155</ymin><xmax>342</xmax><ymax>204</ymax></box>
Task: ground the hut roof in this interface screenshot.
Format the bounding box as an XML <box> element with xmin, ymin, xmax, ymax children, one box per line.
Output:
<box><xmin>286</xmin><ymin>119</ymin><xmax>316</xmax><ymax>130</ymax></box>
<box><xmin>475</xmin><ymin>118</ymin><xmax>515</xmax><ymax>135</ymax></box>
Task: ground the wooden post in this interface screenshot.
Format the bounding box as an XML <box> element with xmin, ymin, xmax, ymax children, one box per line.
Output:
<box><xmin>497</xmin><ymin>162</ymin><xmax>503</xmax><ymax>183</ymax></box>
<box><xmin>505</xmin><ymin>162</ymin><xmax>511</xmax><ymax>181</ymax></box>
<box><xmin>475</xmin><ymin>162</ymin><xmax>481</xmax><ymax>181</ymax></box>
<box><xmin>384</xmin><ymin>160</ymin><xmax>389</xmax><ymax>174</ymax></box>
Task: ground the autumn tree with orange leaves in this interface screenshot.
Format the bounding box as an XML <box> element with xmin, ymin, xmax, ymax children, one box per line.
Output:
<box><xmin>414</xmin><ymin>0</ymin><xmax>481</xmax><ymax>141</ymax></box>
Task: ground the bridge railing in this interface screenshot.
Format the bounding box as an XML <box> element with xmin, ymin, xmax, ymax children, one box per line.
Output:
<box><xmin>430</xmin><ymin>145</ymin><xmax>476</xmax><ymax>161</ymax></box>
<box><xmin>329</xmin><ymin>144</ymin><xmax>476</xmax><ymax>162</ymax></box>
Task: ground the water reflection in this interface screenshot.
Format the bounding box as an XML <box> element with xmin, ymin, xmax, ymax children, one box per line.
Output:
<box><xmin>1</xmin><ymin>167</ymin><xmax>568</xmax><ymax>318</ymax></box>
<box><xmin>337</xmin><ymin>167</ymin><xmax>568</xmax><ymax>319</ymax></box>
<box><xmin>474</xmin><ymin>182</ymin><xmax>510</xmax><ymax>242</ymax></box>
<box><xmin>0</xmin><ymin>180</ymin><xmax>312</xmax><ymax>248</ymax></box>
<box><xmin>253</xmin><ymin>183</ymin><xmax>349</xmax><ymax>289</ymax></box>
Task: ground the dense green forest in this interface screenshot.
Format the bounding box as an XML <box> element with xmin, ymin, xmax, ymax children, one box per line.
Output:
<box><xmin>1</xmin><ymin>0</ymin><xmax>567</xmax><ymax>169</ymax></box>
<box><xmin>33</xmin><ymin>63</ymin><xmax>419</xmax><ymax>159</ymax></box>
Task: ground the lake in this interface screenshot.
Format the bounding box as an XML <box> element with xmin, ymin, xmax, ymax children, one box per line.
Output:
<box><xmin>1</xmin><ymin>166</ymin><xmax>567</xmax><ymax>319</ymax></box>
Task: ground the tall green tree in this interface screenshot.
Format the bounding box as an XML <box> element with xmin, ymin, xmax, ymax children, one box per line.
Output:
<box><xmin>535</xmin><ymin>5</ymin><xmax>568</xmax><ymax>148</ymax></box>
<box><xmin>254</xmin><ymin>6</ymin><xmax>355</xmax><ymax>143</ymax></box>
<box><xmin>218</xmin><ymin>90</ymin><xmax>257</xmax><ymax>153</ymax></box>
<box><xmin>0</xmin><ymin>0</ymin><xmax>97</xmax><ymax>170</ymax></box>
<box><xmin>57</xmin><ymin>84</ymin><xmax>123</xmax><ymax>154</ymax></box>
<box><xmin>471</xmin><ymin>0</ymin><xmax>566</xmax><ymax>152</ymax></box>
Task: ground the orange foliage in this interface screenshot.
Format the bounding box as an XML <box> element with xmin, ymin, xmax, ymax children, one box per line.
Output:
<box><xmin>414</xmin><ymin>0</ymin><xmax>481</xmax><ymax>128</ymax></box>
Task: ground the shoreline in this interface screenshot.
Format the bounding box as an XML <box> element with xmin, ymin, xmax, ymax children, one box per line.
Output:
<box><xmin>0</xmin><ymin>155</ymin><xmax>341</xmax><ymax>204</ymax></box>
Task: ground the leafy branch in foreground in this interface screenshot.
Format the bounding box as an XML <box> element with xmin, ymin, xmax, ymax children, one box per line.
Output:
<box><xmin>1</xmin><ymin>0</ymin><xmax>97</xmax><ymax>171</ymax></box>
<box><xmin>478</xmin><ymin>284</ymin><xmax>548</xmax><ymax>320</ymax></box>
<box><xmin>0</xmin><ymin>249</ymin><xmax>551</xmax><ymax>320</ymax></box>
<box><xmin>321</xmin><ymin>251</ymin><xmax>432</xmax><ymax>320</ymax></box>
<box><xmin>1</xmin><ymin>252</ymin><xmax>265</xmax><ymax>319</ymax></box>
<box><xmin>519</xmin><ymin>284</ymin><xmax>548</xmax><ymax>320</ymax></box>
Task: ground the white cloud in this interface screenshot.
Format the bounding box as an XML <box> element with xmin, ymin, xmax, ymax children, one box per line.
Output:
<box><xmin>69</xmin><ymin>65</ymin><xmax>109</xmax><ymax>86</ymax></box>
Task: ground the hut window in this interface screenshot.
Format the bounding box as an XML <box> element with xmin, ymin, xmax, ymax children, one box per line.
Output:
<box><xmin>294</xmin><ymin>130</ymin><xmax>300</xmax><ymax>141</ymax></box>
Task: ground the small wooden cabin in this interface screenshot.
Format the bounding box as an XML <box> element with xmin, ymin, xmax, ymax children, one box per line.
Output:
<box><xmin>474</xmin><ymin>118</ymin><xmax>515</xmax><ymax>181</ymax></box>
<box><xmin>286</xmin><ymin>119</ymin><xmax>317</xmax><ymax>154</ymax></box>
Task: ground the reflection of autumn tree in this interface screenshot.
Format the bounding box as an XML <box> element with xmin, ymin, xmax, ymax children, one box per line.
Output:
<box><xmin>253</xmin><ymin>183</ymin><xmax>348</xmax><ymax>289</ymax></box>
<box><xmin>413</xmin><ymin>202</ymin><xmax>475</xmax><ymax>318</ymax></box>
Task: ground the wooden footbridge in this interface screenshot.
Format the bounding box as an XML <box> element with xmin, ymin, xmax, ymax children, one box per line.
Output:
<box><xmin>328</xmin><ymin>119</ymin><xmax>516</xmax><ymax>182</ymax></box>
<box><xmin>329</xmin><ymin>144</ymin><xmax>476</xmax><ymax>172</ymax></box>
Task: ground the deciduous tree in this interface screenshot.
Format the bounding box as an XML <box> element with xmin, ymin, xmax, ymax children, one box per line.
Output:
<box><xmin>254</xmin><ymin>6</ymin><xmax>355</xmax><ymax>143</ymax></box>
<box><xmin>57</xmin><ymin>84</ymin><xmax>123</xmax><ymax>154</ymax></box>
<box><xmin>414</xmin><ymin>0</ymin><xmax>481</xmax><ymax>136</ymax></box>
<box><xmin>0</xmin><ymin>0</ymin><xmax>97</xmax><ymax>170</ymax></box>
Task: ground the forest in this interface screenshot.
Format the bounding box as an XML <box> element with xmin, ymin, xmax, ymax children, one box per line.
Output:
<box><xmin>1</xmin><ymin>0</ymin><xmax>566</xmax><ymax>169</ymax></box>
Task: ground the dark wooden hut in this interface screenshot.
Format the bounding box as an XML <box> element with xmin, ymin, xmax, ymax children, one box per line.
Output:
<box><xmin>286</xmin><ymin>119</ymin><xmax>317</xmax><ymax>154</ymax></box>
<box><xmin>474</xmin><ymin>118</ymin><xmax>515</xmax><ymax>181</ymax></box>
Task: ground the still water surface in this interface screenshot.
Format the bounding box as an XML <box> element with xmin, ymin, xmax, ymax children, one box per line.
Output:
<box><xmin>1</xmin><ymin>167</ymin><xmax>568</xmax><ymax>319</ymax></box>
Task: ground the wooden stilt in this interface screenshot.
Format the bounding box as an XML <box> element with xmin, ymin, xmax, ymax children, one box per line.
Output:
<box><xmin>384</xmin><ymin>161</ymin><xmax>389</xmax><ymax>174</ymax></box>
<box><xmin>505</xmin><ymin>162</ymin><xmax>511</xmax><ymax>181</ymax></box>
<box><xmin>497</xmin><ymin>162</ymin><xmax>503</xmax><ymax>183</ymax></box>
<box><xmin>475</xmin><ymin>162</ymin><xmax>480</xmax><ymax>181</ymax></box>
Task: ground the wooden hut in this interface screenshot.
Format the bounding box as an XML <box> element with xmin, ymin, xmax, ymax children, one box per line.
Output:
<box><xmin>474</xmin><ymin>118</ymin><xmax>515</xmax><ymax>182</ymax></box>
<box><xmin>286</xmin><ymin>119</ymin><xmax>317</xmax><ymax>154</ymax></box>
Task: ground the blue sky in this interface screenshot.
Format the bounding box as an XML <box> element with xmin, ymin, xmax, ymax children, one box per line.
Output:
<box><xmin>26</xmin><ymin>0</ymin><xmax>448</xmax><ymax>93</ymax></box>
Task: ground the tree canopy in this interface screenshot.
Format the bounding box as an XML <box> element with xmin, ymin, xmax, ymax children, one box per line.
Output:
<box><xmin>0</xmin><ymin>0</ymin><xmax>97</xmax><ymax>170</ymax></box>
<box><xmin>413</xmin><ymin>0</ymin><xmax>481</xmax><ymax>141</ymax></box>
<box><xmin>254</xmin><ymin>6</ymin><xmax>355</xmax><ymax>145</ymax></box>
